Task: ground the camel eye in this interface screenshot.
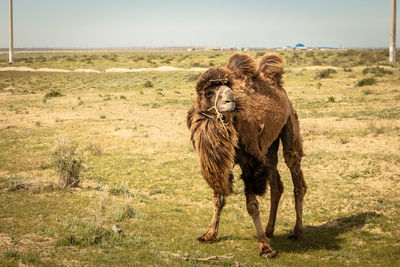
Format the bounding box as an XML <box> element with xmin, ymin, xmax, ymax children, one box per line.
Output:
<box><xmin>205</xmin><ymin>91</ymin><xmax>214</xmax><ymax>99</ymax></box>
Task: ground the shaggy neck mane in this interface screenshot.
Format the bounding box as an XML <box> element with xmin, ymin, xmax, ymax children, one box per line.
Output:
<box><xmin>190</xmin><ymin>112</ymin><xmax>238</xmax><ymax>195</ymax></box>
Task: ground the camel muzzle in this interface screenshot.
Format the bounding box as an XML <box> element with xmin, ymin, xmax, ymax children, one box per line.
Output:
<box><xmin>218</xmin><ymin>87</ymin><xmax>236</xmax><ymax>112</ymax></box>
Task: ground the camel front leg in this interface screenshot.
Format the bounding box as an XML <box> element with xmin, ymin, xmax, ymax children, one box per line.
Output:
<box><xmin>246</xmin><ymin>193</ymin><xmax>277</xmax><ymax>257</ymax></box>
<box><xmin>197</xmin><ymin>192</ymin><xmax>225</xmax><ymax>242</ymax></box>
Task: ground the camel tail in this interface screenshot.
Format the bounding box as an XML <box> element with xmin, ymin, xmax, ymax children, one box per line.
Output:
<box><xmin>227</xmin><ymin>52</ymin><xmax>257</xmax><ymax>78</ymax></box>
<box><xmin>258</xmin><ymin>53</ymin><xmax>285</xmax><ymax>87</ymax></box>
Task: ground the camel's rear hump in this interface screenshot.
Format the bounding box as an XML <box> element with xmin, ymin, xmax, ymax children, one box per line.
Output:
<box><xmin>258</xmin><ymin>54</ymin><xmax>285</xmax><ymax>87</ymax></box>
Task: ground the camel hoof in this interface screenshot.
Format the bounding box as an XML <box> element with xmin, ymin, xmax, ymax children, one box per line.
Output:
<box><xmin>258</xmin><ymin>243</ymin><xmax>277</xmax><ymax>258</ymax></box>
<box><xmin>197</xmin><ymin>235</ymin><xmax>216</xmax><ymax>243</ymax></box>
<box><xmin>261</xmin><ymin>250</ymin><xmax>279</xmax><ymax>259</ymax></box>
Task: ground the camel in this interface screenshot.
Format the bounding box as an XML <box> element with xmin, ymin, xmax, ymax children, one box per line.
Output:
<box><xmin>187</xmin><ymin>53</ymin><xmax>307</xmax><ymax>257</ymax></box>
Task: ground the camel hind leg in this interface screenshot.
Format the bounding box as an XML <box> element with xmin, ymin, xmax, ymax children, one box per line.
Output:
<box><xmin>265</xmin><ymin>138</ymin><xmax>284</xmax><ymax>239</ymax></box>
<box><xmin>281</xmin><ymin>111</ymin><xmax>307</xmax><ymax>240</ymax></box>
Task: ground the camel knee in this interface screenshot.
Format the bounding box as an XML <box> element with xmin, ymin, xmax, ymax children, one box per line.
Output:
<box><xmin>283</xmin><ymin>150</ymin><xmax>302</xmax><ymax>170</ymax></box>
<box><xmin>246</xmin><ymin>195</ymin><xmax>260</xmax><ymax>217</ymax></box>
<box><xmin>293</xmin><ymin>183</ymin><xmax>307</xmax><ymax>199</ymax></box>
<box><xmin>213</xmin><ymin>194</ymin><xmax>225</xmax><ymax>209</ymax></box>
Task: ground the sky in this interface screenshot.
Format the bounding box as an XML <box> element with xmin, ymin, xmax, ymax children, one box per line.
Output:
<box><xmin>0</xmin><ymin>0</ymin><xmax>398</xmax><ymax>49</ymax></box>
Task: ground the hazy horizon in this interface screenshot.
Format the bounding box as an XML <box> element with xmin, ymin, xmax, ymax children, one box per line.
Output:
<box><xmin>0</xmin><ymin>0</ymin><xmax>398</xmax><ymax>49</ymax></box>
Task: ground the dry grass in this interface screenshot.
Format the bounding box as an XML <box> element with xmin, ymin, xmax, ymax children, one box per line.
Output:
<box><xmin>0</xmin><ymin>50</ymin><xmax>399</xmax><ymax>266</ymax></box>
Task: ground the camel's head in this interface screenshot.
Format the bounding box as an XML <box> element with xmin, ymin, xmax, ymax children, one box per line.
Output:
<box><xmin>195</xmin><ymin>67</ymin><xmax>236</xmax><ymax>116</ymax></box>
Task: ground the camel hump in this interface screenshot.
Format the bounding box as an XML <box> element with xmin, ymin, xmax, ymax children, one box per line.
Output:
<box><xmin>258</xmin><ymin>53</ymin><xmax>285</xmax><ymax>86</ymax></box>
<box><xmin>227</xmin><ymin>53</ymin><xmax>257</xmax><ymax>77</ymax></box>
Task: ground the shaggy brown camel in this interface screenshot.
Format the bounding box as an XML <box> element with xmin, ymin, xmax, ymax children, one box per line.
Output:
<box><xmin>187</xmin><ymin>53</ymin><xmax>307</xmax><ymax>257</ymax></box>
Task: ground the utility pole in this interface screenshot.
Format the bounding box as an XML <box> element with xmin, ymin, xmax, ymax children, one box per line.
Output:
<box><xmin>390</xmin><ymin>0</ymin><xmax>397</xmax><ymax>64</ymax></box>
<box><xmin>9</xmin><ymin>0</ymin><xmax>13</xmax><ymax>64</ymax></box>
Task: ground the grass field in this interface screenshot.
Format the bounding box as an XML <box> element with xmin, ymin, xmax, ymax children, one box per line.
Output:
<box><xmin>0</xmin><ymin>50</ymin><xmax>400</xmax><ymax>266</ymax></box>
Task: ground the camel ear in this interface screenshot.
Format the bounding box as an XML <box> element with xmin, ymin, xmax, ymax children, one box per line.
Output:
<box><xmin>258</xmin><ymin>53</ymin><xmax>285</xmax><ymax>86</ymax></box>
<box><xmin>227</xmin><ymin>53</ymin><xmax>257</xmax><ymax>78</ymax></box>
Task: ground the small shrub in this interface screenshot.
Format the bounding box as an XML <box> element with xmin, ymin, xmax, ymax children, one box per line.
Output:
<box><xmin>85</xmin><ymin>142</ymin><xmax>103</xmax><ymax>156</ymax></box>
<box><xmin>316</xmin><ymin>82</ymin><xmax>322</xmax><ymax>89</ymax></box>
<box><xmin>56</xmin><ymin>222</ymin><xmax>114</xmax><ymax>247</ymax></box>
<box><xmin>113</xmin><ymin>204</ymin><xmax>136</xmax><ymax>222</ymax></box>
<box><xmin>362</xmin><ymin>66</ymin><xmax>393</xmax><ymax>76</ymax></box>
<box><xmin>100</xmin><ymin>114</ymin><xmax>106</xmax><ymax>119</ymax></box>
<box><xmin>144</xmin><ymin>81</ymin><xmax>153</xmax><ymax>88</ymax></box>
<box><xmin>35</xmin><ymin>121</ymin><xmax>41</xmax><ymax>127</ymax></box>
<box><xmin>328</xmin><ymin>96</ymin><xmax>336</xmax><ymax>102</ymax></box>
<box><xmin>119</xmin><ymin>95</ymin><xmax>127</xmax><ymax>100</ymax></box>
<box><xmin>315</xmin><ymin>68</ymin><xmax>337</xmax><ymax>79</ymax></box>
<box><xmin>51</xmin><ymin>137</ymin><xmax>82</xmax><ymax>188</ymax></box>
<box><xmin>343</xmin><ymin>67</ymin><xmax>353</xmax><ymax>72</ymax></box>
<box><xmin>44</xmin><ymin>89</ymin><xmax>63</xmax><ymax>98</ymax></box>
<box><xmin>357</xmin><ymin>78</ymin><xmax>376</xmax><ymax>87</ymax></box>
<box><xmin>78</xmin><ymin>100</ymin><xmax>84</xmax><ymax>106</ymax></box>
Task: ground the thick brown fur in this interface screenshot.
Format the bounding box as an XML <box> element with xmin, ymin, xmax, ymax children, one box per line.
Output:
<box><xmin>189</xmin><ymin>110</ymin><xmax>237</xmax><ymax>195</ymax></box>
<box><xmin>227</xmin><ymin>52</ymin><xmax>257</xmax><ymax>78</ymax></box>
<box><xmin>258</xmin><ymin>53</ymin><xmax>285</xmax><ymax>87</ymax></box>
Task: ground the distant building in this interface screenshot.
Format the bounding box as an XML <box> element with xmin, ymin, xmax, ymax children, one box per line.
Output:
<box><xmin>295</xmin><ymin>43</ymin><xmax>308</xmax><ymax>50</ymax></box>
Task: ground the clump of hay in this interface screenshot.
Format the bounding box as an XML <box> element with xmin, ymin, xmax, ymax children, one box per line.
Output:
<box><xmin>51</xmin><ymin>137</ymin><xmax>82</xmax><ymax>188</ymax></box>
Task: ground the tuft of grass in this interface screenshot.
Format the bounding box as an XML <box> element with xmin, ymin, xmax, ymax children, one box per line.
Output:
<box><xmin>44</xmin><ymin>89</ymin><xmax>63</xmax><ymax>98</ymax></box>
<box><xmin>85</xmin><ymin>142</ymin><xmax>103</xmax><ymax>156</ymax></box>
<box><xmin>357</xmin><ymin>78</ymin><xmax>376</xmax><ymax>87</ymax></box>
<box><xmin>315</xmin><ymin>68</ymin><xmax>337</xmax><ymax>79</ymax></box>
<box><xmin>51</xmin><ymin>137</ymin><xmax>82</xmax><ymax>188</ymax></box>
<box><xmin>144</xmin><ymin>81</ymin><xmax>153</xmax><ymax>88</ymax></box>
<box><xmin>56</xmin><ymin>221</ymin><xmax>115</xmax><ymax>247</ymax></box>
<box><xmin>0</xmin><ymin>174</ymin><xmax>28</xmax><ymax>191</ymax></box>
<box><xmin>4</xmin><ymin>249</ymin><xmax>20</xmax><ymax>260</ymax></box>
<box><xmin>328</xmin><ymin>96</ymin><xmax>336</xmax><ymax>102</ymax></box>
<box><xmin>113</xmin><ymin>204</ymin><xmax>138</xmax><ymax>222</ymax></box>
